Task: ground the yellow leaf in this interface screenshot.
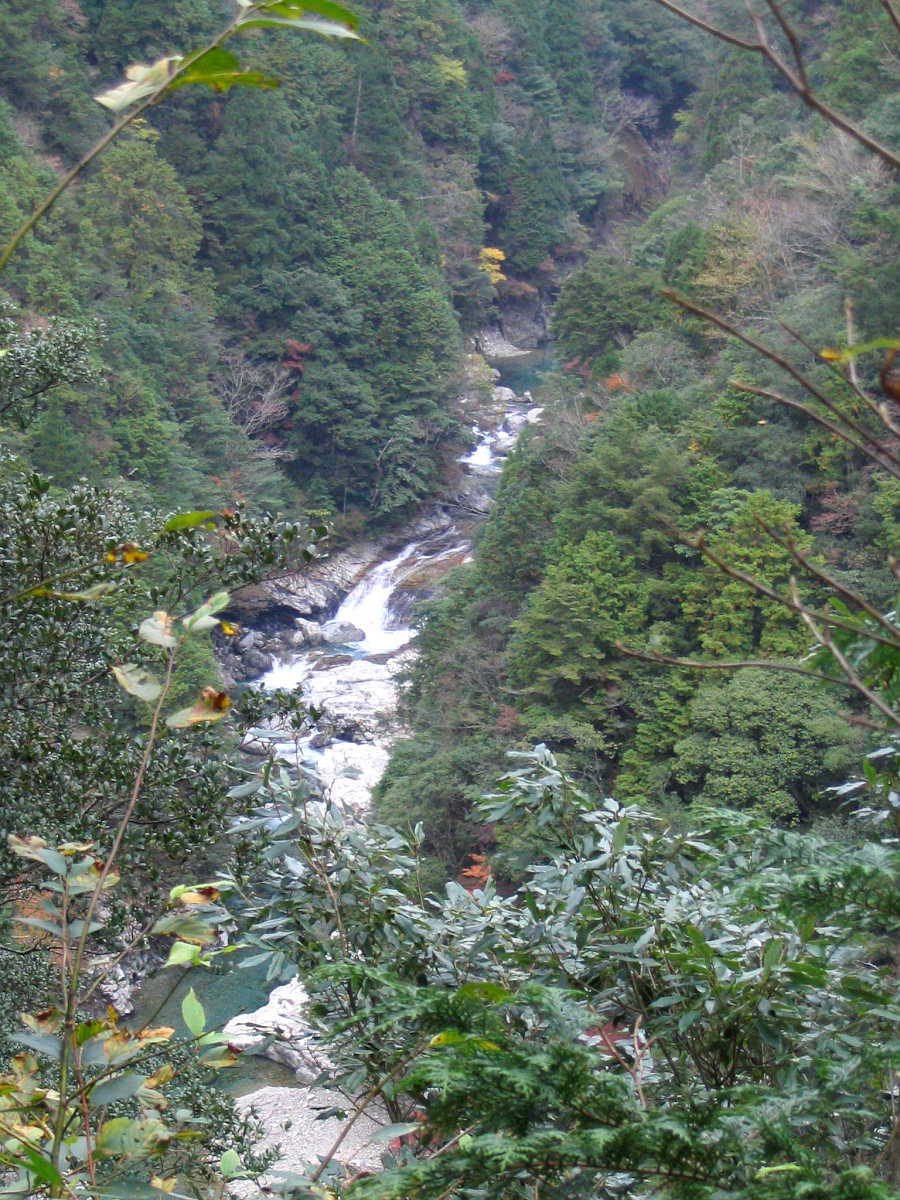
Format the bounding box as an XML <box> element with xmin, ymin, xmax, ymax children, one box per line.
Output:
<box><xmin>138</xmin><ymin>1027</ymin><xmax>175</xmax><ymax>1042</ymax></box>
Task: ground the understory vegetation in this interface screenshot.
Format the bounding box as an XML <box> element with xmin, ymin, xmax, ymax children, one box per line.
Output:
<box><xmin>0</xmin><ymin>0</ymin><xmax>898</xmax><ymax>1197</ymax></box>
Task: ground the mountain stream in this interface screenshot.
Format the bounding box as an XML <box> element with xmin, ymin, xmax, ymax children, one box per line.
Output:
<box><xmin>134</xmin><ymin>366</ymin><xmax>545</xmax><ymax>1179</ymax></box>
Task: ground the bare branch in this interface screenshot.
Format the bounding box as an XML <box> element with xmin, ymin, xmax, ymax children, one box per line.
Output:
<box><xmin>781</xmin><ymin>318</ymin><xmax>900</xmax><ymax>437</ymax></box>
<box><xmin>669</xmin><ymin>524</ymin><xmax>900</xmax><ymax>648</ymax></box>
<box><xmin>793</xmin><ymin>586</ymin><xmax>900</xmax><ymax>727</ymax></box>
<box><xmin>844</xmin><ymin>298</ymin><xmax>860</xmax><ymax>390</ymax></box>
<box><xmin>649</xmin><ymin>2</ymin><xmax>900</xmax><ymax>169</ymax></box>
<box><xmin>755</xmin><ymin>518</ymin><xmax>900</xmax><ymax>641</ymax></box>
<box><xmin>664</xmin><ymin>289</ymin><xmax>900</xmax><ymax>473</ymax></box>
<box><xmin>762</xmin><ymin>0</ymin><xmax>808</xmax><ymax>89</ymax></box>
<box><xmin>651</xmin><ymin>0</ymin><xmax>760</xmax><ymax>51</ymax></box>
<box><xmin>881</xmin><ymin>0</ymin><xmax>900</xmax><ymax>36</ymax></box>
<box><xmin>732</xmin><ymin>381</ymin><xmax>899</xmax><ymax>478</ymax></box>
<box><xmin>217</xmin><ymin>349</ymin><xmax>293</xmax><ymax>438</ymax></box>
<box><xmin>616</xmin><ymin>642</ymin><xmax>860</xmax><ymax>688</ymax></box>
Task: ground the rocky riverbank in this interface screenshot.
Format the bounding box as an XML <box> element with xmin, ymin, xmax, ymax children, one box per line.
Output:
<box><xmin>203</xmin><ymin>362</ymin><xmax>544</xmax><ymax>1180</ymax></box>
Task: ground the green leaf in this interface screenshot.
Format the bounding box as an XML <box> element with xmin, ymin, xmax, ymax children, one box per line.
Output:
<box><xmin>182</xmin><ymin>591</ymin><xmax>229</xmax><ymax>633</ymax></box>
<box><xmin>611</xmin><ymin>817</ymin><xmax>630</xmax><ymax>855</ymax></box>
<box><xmin>163</xmin><ymin>510</ymin><xmax>217</xmax><ymax>532</ymax></box>
<box><xmin>10</xmin><ymin>1032</ymin><xmax>63</xmax><ymax>1060</ymax></box>
<box><xmin>18</xmin><ymin>1147</ymin><xmax>63</xmax><ymax>1189</ymax></box>
<box><xmin>237</xmin><ymin>0</ymin><xmax>363</xmax><ymax>39</ymax></box>
<box><xmin>14</xmin><ymin>916</ymin><xmax>63</xmax><ymax>936</ymax></box>
<box><xmin>112</xmin><ymin>663</ymin><xmax>162</xmax><ymax>702</ymax></box>
<box><xmin>372</xmin><ymin>1122</ymin><xmax>422</xmax><ymax>1143</ymax></box>
<box><xmin>165</xmin><ymin>940</ymin><xmax>202</xmax><ymax>968</ymax></box>
<box><xmin>89</xmin><ymin>1072</ymin><xmax>146</xmax><ymax>1108</ymax></box>
<box><xmin>763</xmin><ymin>938</ymin><xmax>783</xmax><ymax>970</ymax></box>
<box><xmin>7</xmin><ymin>836</ymin><xmax>67</xmax><ymax>875</ymax></box>
<box><xmin>454</xmin><ymin>981</ymin><xmax>511</xmax><ymax>1005</ymax></box>
<box><xmin>96</xmin><ymin>1116</ymin><xmax>170</xmax><ymax>1157</ymax></box>
<box><xmin>168</xmin><ymin>49</ymin><xmax>280</xmax><ymax>94</ymax></box>
<box><xmin>153</xmin><ymin>911</ymin><xmax>219</xmax><ymax>945</ymax></box>
<box><xmin>219</xmin><ymin>1149</ymin><xmax>245</xmax><ymax>1179</ymax></box>
<box><xmin>181</xmin><ymin>987</ymin><xmax>206</xmax><ymax>1038</ymax></box>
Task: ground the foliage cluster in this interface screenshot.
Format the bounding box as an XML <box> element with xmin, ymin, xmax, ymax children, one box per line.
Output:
<box><xmin>377</xmin><ymin>0</ymin><xmax>900</xmax><ymax>871</ymax></box>
<box><xmin>229</xmin><ymin>744</ymin><xmax>900</xmax><ymax>1198</ymax></box>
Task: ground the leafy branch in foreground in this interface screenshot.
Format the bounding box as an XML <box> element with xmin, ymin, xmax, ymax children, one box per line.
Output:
<box><xmin>0</xmin><ymin>582</ymin><xmax>249</xmax><ymax>1198</ymax></box>
<box><xmin>229</xmin><ymin>747</ymin><xmax>900</xmax><ymax>1199</ymax></box>
<box><xmin>0</xmin><ymin>0</ymin><xmax>362</xmax><ymax>274</ymax></box>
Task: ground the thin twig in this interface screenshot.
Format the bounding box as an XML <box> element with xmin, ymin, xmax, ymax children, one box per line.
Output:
<box><xmin>666</xmin><ymin>523</ymin><xmax>900</xmax><ymax>648</ymax></box>
<box><xmin>616</xmin><ymin>643</ymin><xmax>862</xmax><ymax>689</ymax></box>
<box><xmin>780</xmin><ymin>319</ymin><xmax>900</xmax><ymax>436</ymax></box>
<box><xmin>755</xmin><ymin>519</ymin><xmax>900</xmax><ymax>640</ymax></box>
<box><xmin>794</xmin><ymin>587</ymin><xmax>899</xmax><ymax>727</ymax></box>
<box><xmin>650</xmin><ymin>1</ymin><xmax>900</xmax><ymax>168</ymax></box>
<box><xmin>70</xmin><ymin>647</ymin><xmax>177</xmax><ymax>991</ymax></box>
<box><xmin>762</xmin><ymin>0</ymin><xmax>808</xmax><ymax>88</ymax></box>
<box><xmin>881</xmin><ymin>0</ymin><xmax>900</xmax><ymax>35</ymax></box>
<box><xmin>732</xmin><ymin>381</ymin><xmax>899</xmax><ymax>478</ymax></box>
<box><xmin>0</xmin><ymin>10</ymin><xmax>252</xmax><ymax>273</ymax></box>
<box><xmin>844</xmin><ymin>299</ymin><xmax>860</xmax><ymax>390</ymax></box>
<box><xmin>665</xmin><ymin>290</ymin><xmax>900</xmax><ymax>470</ymax></box>
<box><xmin>309</xmin><ymin>1044</ymin><xmax>425</xmax><ymax>1184</ymax></box>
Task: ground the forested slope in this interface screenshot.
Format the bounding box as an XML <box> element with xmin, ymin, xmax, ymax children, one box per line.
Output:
<box><xmin>375</xmin><ymin>0</ymin><xmax>900</xmax><ymax>872</ymax></box>
<box><xmin>1</xmin><ymin>0</ymin><xmax>705</xmax><ymax>523</ymax></box>
<box><xmin>1</xmin><ymin>2</ymin><xmax>900</xmax><ymax>1196</ymax></box>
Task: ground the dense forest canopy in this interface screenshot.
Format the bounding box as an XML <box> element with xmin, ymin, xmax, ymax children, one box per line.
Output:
<box><xmin>0</xmin><ymin>0</ymin><xmax>899</xmax><ymax>1198</ymax></box>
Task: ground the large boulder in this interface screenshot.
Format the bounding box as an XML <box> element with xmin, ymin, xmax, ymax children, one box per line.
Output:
<box><xmin>223</xmin><ymin>979</ymin><xmax>325</xmax><ymax>1084</ymax></box>
<box><xmin>321</xmin><ymin>620</ymin><xmax>366</xmax><ymax>645</ymax></box>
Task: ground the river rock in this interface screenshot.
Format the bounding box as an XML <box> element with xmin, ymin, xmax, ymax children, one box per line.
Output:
<box><xmin>316</xmin><ymin>741</ymin><xmax>392</xmax><ymax>812</ymax></box>
<box><xmin>223</xmin><ymin>979</ymin><xmax>326</xmax><ymax>1084</ymax></box>
<box><xmin>291</xmin><ymin>618</ymin><xmax>324</xmax><ymax>648</ymax></box>
<box><xmin>301</xmin><ymin>657</ymin><xmax>406</xmax><ymax>743</ymax></box>
<box><xmin>492</xmin><ymin>384</ymin><xmax>517</xmax><ymax>406</ymax></box>
<box><xmin>322</xmin><ymin>620</ymin><xmax>366</xmax><ymax>645</ymax></box>
<box><xmin>475</xmin><ymin>327</ymin><xmax>528</xmax><ymax>358</ymax></box>
<box><xmin>232</xmin><ymin>1084</ymin><xmax>386</xmax><ymax>1191</ymax></box>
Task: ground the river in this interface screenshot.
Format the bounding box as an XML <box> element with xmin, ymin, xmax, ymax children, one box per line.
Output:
<box><xmin>132</xmin><ymin>358</ymin><xmax>548</xmax><ymax>1178</ymax></box>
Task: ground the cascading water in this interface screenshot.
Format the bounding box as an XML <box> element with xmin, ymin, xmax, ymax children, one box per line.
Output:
<box><xmin>330</xmin><ymin>541</ymin><xmax>419</xmax><ymax>654</ymax></box>
<box><xmin>181</xmin><ymin>381</ymin><xmax>546</xmax><ymax>1177</ymax></box>
<box><xmin>254</xmin><ymin>400</ymin><xmax>543</xmax><ymax>805</ymax></box>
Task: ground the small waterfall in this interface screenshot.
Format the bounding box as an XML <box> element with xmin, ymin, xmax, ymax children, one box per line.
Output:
<box><xmin>330</xmin><ymin>542</ymin><xmax>419</xmax><ymax>654</ymax></box>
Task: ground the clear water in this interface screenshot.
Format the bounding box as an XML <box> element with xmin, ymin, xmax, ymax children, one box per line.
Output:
<box><xmin>492</xmin><ymin>347</ymin><xmax>555</xmax><ymax>393</ymax></box>
<box><xmin>129</xmin><ymin>956</ymin><xmax>299</xmax><ymax>1097</ymax></box>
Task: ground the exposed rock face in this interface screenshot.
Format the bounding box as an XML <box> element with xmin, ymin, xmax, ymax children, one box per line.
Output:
<box><xmin>225</xmin><ymin>980</ymin><xmax>386</xmax><ymax>1188</ymax></box>
<box><xmin>499</xmin><ymin>294</ymin><xmax>549</xmax><ymax>349</ymax></box>
<box><xmin>223</xmin><ymin>979</ymin><xmax>326</xmax><ymax>1084</ymax></box>
<box><xmin>301</xmin><ymin>654</ymin><xmax>411</xmax><ymax>745</ymax></box>
<box><xmin>89</xmin><ymin>946</ymin><xmax>161</xmax><ymax>1017</ymax></box>
<box><xmin>474</xmin><ymin>326</ymin><xmax>529</xmax><ymax>358</ymax></box>
<box><xmin>229</xmin><ymin>509</ymin><xmax>453</xmax><ymax>627</ymax></box>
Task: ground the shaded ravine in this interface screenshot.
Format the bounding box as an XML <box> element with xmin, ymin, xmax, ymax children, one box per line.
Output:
<box><xmin>135</xmin><ymin>367</ymin><xmax>546</xmax><ymax>1181</ymax></box>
